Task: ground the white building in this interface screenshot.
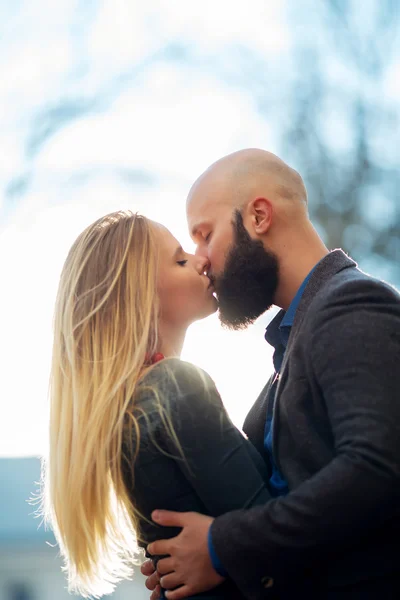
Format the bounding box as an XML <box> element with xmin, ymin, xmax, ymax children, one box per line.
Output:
<box><xmin>0</xmin><ymin>458</ymin><xmax>149</xmax><ymax>600</ymax></box>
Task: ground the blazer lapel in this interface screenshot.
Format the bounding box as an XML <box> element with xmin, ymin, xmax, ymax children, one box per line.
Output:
<box><xmin>271</xmin><ymin>250</ymin><xmax>357</xmax><ymax>462</ymax></box>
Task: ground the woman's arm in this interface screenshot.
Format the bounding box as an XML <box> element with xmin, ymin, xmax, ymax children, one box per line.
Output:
<box><xmin>145</xmin><ymin>358</ymin><xmax>271</xmax><ymax>516</ymax></box>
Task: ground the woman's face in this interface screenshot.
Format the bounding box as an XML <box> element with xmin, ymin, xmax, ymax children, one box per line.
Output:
<box><xmin>155</xmin><ymin>224</ymin><xmax>218</xmax><ymax>328</ymax></box>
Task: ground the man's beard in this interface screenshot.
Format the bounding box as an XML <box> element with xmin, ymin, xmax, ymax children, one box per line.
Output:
<box><xmin>213</xmin><ymin>210</ymin><xmax>279</xmax><ymax>330</ymax></box>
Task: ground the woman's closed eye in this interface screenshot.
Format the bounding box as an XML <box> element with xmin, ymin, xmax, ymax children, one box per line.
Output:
<box><xmin>177</xmin><ymin>260</ymin><xmax>188</xmax><ymax>266</ymax></box>
<box><xmin>204</xmin><ymin>232</ymin><xmax>211</xmax><ymax>242</ymax></box>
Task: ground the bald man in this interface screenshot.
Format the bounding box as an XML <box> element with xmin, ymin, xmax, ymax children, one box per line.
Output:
<box><xmin>143</xmin><ymin>149</ymin><xmax>400</xmax><ymax>599</ymax></box>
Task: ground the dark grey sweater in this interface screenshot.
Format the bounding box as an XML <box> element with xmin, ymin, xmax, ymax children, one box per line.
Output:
<box><xmin>122</xmin><ymin>358</ymin><xmax>272</xmax><ymax>600</ymax></box>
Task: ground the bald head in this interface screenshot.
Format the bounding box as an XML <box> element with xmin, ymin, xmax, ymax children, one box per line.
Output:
<box><xmin>187</xmin><ymin>148</ymin><xmax>307</xmax><ymax>215</ymax></box>
<box><xmin>186</xmin><ymin>149</ymin><xmax>327</xmax><ymax>316</ymax></box>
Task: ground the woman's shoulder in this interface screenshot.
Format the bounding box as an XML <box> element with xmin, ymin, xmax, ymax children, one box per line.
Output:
<box><xmin>138</xmin><ymin>357</ymin><xmax>216</xmax><ymax>399</ymax></box>
<box><xmin>140</xmin><ymin>357</ymin><xmax>212</xmax><ymax>388</ymax></box>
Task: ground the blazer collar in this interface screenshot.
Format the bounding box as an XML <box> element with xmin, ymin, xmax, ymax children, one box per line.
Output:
<box><xmin>291</xmin><ymin>249</ymin><xmax>356</xmax><ymax>328</ymax></box>
<box><xmin>266</xmin><ymin>250</ymin><xmax>356</xmax><ymax>343</ymax></box>
<box><xmin>270</xmin><ymin>250</ymin><xmax>357</xmax><ymax>465</ymax></box>
<box><xmin>279</xmin><ymin>249</ymin><xmax>357</xmax><ymax>371</ymax></box>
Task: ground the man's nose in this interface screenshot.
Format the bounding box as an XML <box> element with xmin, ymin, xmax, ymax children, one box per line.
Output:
<box><xmin>195</xmin><ymin>255</ymin><xmax>210</xmax><ymax>275</ymax></box>
<box><xmin>194</xmin><ymin>244</ymin><xmax>208</xmax><ymax>260</ymax></box>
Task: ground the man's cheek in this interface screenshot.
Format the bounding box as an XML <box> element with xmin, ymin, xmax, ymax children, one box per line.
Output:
<box><xmin>210</xmin><ymin>254</ymin><xmax>223</xmax><ymax>275</ymax></box>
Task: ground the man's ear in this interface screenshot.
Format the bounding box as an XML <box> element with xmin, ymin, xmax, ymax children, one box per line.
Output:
<box><xmin>248</xmin><ymin>197</ymin><xmax>272</xmax><ymax>235</ymax></box>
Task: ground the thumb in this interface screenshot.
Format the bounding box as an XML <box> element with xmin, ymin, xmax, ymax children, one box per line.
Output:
<box><xmin>151</xmin><ymin>509</ymin><xmax>188</xmax><ymax>527</ymax></box>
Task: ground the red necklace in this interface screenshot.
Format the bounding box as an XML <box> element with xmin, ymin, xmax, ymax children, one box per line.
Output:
<box><xmin>144</xmin><ymin>352</ymin><xmax>165</xmax><ymax>365</ymax></box>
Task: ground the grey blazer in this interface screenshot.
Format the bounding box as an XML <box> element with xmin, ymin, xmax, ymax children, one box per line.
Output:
<box><xmin>211</xmin><ymin>250</ymin><xmax>400</xmax><ymax>599</ymax></box>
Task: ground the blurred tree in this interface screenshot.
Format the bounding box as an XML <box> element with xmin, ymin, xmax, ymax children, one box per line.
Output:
<box><xmin>5</xmin><ymin>0</ymin><xmax>398</xmax><ymax>284</ymax></box>
<box><xmin>281</xmin><ymin>0</ymin><xmax>400</xmax><ymax>284</ymax></box>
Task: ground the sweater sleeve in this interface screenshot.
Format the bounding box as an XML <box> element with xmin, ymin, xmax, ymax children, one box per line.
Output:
<box><xmin>150</xmin><ymin>358</ymin><xmax>272</xmax><ymax>518</ymax></box>
<box><xmin>210</xmin><ymin>279</ymin><xmax>400</xmax><ymax>595</ymax></box>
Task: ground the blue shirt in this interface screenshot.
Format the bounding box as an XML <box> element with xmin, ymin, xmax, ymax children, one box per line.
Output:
<box><xmin>264</xmin><ymin>268</ymin><xmax>315</xmax><ymax>496</ymax></box>
<box><xmin>208</xmin><ymin>266</ymin><xmax>317</xmax><ymax>577</ymax></box>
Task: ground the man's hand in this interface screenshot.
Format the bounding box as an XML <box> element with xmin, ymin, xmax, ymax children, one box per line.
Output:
<box><xmin>140</xmin><ymin>559</ymin><xmax>162</xmax><ymax>600</ymax></box>
<box><xmin>147</xmin><ymin>511</ymin><xmax>225</xmax><ymax>600</ymax></box>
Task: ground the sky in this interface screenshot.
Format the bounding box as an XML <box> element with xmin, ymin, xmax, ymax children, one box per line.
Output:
<box><xmin>0</xmin><ymin>1</ymin><xmax>398</xmax><ymax>457</ymax></box>
<box><xmin>0</xmin><ymin>0</ymin><xmax>292</xmax><ymax>457</ymax></box>
<box><xmin>0</xmin><ymin>6</ymin><xmax>397</xmax><ymax>600</ymax></box>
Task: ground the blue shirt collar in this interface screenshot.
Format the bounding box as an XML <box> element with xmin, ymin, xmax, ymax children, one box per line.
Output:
<box><xmin>280</xmin><ymin>266</ymin><xmax>315</xmax><ymax>331</ymax></box>
<box><xmin>265</xmin><ymin>262</ymin><xmax>318</xmax><ymax>361</ymax></box>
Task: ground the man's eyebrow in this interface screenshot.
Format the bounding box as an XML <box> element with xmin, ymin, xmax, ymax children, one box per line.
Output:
<box><xmin>191</xmin><ymin>222</ymin><xmax>208</xmax><ymax>237</ymax></box>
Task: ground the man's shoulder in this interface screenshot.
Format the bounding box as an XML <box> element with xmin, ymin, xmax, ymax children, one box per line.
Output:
<box><xmin>327</xmin><ymin>266</ymin><xmax>398</xmax><ymax>296</ymax></box>
<box><xmin>307</xmin><ymin>266</ymin><xmax>400</xmax><ymax>321</ymax></box>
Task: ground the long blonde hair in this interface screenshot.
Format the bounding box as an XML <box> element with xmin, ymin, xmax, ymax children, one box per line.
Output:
<box><xmin>40</xmin><ymin>210</ymin><xmax>162</xmax><ymax>597</ymax></box>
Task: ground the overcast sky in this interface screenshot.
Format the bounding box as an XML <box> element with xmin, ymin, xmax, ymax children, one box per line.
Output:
<box><xmin>0</xmin><ymin>0</ymin><xmax>398</xmax><ymax>456</ymax></box>
<box><xmin>0</xmin><ymin>1</ymin><xmax>294</xmax><ymax>456</ymax></box>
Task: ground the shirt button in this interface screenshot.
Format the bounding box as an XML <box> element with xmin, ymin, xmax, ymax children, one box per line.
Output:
<box><xmin>261</xmin><ymin>576</ymin><xmax>274</xmax><ymax>588</ymax></box>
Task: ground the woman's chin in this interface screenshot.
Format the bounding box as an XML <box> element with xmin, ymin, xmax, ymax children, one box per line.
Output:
<box><xmin>194</xmin><ymin>297</ymin><xmax>219</xmax><ymax>322</ymax></box>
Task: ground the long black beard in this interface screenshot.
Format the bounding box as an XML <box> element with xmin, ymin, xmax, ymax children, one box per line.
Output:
<box><xmin>214</xmin><ymin>210</ymin><xmax>279</xmax><ymax>330</ymax></box>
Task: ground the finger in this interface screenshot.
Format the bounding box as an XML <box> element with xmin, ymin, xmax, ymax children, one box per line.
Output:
<box><xmin>152</xmin><ymin>510</ymin><xmax>191</xmax><ymax>527</ymax></box>
<box><xmin>150</xmin><ymin>584</ymin><xmax>162</xmax><ymax>600</ymax></box>
<box><xmin>141</xmin><ymin>559</ymin><xmax>156</xmax><ymax>577</ymax></box>
<box><xmin>145</xmin><ymin>571</ymin><xmax>160</xmax><ymax>591</ymax></box>
<box><xmin>147</xmin><ymin>539</ymin><xmax>172</xmax><ymax>556</ymax></box>
<box><xmin>156</xmin><ymin>557</ymin><xmax>175</xmax><ymax>576</ymax></box>
<box><xmin>165</xmin><ymin>585</ymin><xmax>194</xmax><ymax>600</ymax></box>
<box><xmin>160</xmin><ymin>572</ymin><xmax>184</xmax><ymax>590</ymax></box>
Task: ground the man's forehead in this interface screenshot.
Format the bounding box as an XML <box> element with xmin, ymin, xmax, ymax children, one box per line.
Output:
<box><xmin>187</xmin><ymin>184</ymin><xmax>212</xmax><ymax>223</ymax></box>
<box><xmin>186</xmin><ymin>168</ymin><xmax>234</xmax><ymax>232</ymax></box>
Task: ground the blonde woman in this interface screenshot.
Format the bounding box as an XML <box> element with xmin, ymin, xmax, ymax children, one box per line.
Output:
<box><xmin>41</xmin><ymin>211</ymin><xmax>270</xmax><ymax>600</ymax></box>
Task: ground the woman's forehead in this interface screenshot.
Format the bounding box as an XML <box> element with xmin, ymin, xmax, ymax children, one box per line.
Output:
<box><xmin>151</xmin><ymin>221</ymin><xmax>179</xmax><ymax>251</ymax></box>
